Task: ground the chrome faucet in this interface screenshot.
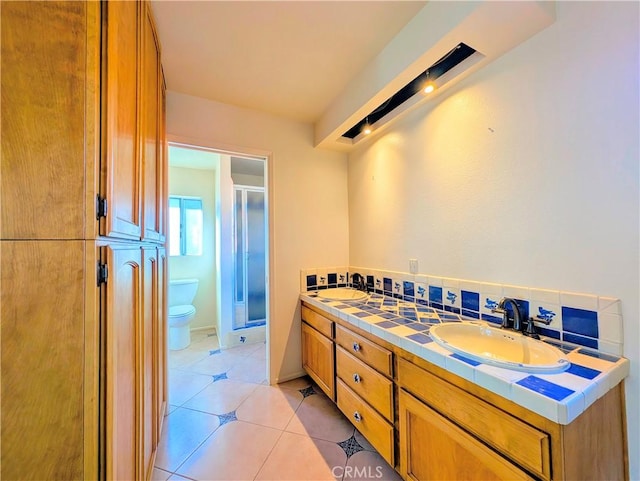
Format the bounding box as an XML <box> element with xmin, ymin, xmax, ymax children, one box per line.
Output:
<box><xmin>492</xmin><ymin>297</ymin><xmax>524</xmax><ymax>331</ymax></box>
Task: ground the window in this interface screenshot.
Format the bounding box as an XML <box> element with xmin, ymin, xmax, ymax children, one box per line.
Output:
<box><xmin>169</xmin><ymin>196</ymin><xmax>203</xmax><ymax>256</ymax></box>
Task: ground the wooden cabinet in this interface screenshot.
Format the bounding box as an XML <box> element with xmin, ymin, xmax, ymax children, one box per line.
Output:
<box><xmin>398</xmin><ymin>389</ymin><xmax>533</xmax><ymax>481</ymax></box>
<box><xmin>0</xmin><ymin>1</ymin><xmax>98</xmax><ymax>240</ymax></box>
<box><xmin>334</xmin><ymin>325</ymin><xmax>394</xmax><ymax>465</ymax></box>
<box><xmin>102</xmin><ymin>0</ymin><xmax>142</xmax><ymax>240</ymax></box>
<box><xmin>300</xmin><ymin>301</ymin><xmax>628</xmax><ymax>481</ymax></box>
<box><xmin>1</xmin><ymin>2</ymin><xmax>167</xmax><ymax>479</ymax></box>
<box><xmin>142</xmin><ymin>4</ymin><xmax>165</xmax><ymax>243</ymax></box>
<box><xmin>302</xmin><ymin>321</ymin><xmax>335</xmax><ymax>399</ymax></box>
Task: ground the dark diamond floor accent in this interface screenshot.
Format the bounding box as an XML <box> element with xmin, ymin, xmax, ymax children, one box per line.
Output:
<box><xmin>338</xmin><ymin>434</ymin><xmax>365</xmax><ymax>458</ymax></box>
<box><xmin>218</xmin><ymin>410</ymin><xmax>237</xmax><ymax>426</ymax></box>
<box><xmin>209</xmin><ymin>349</ymin><xmax>221</xmax><ymax>355</ymax></box>
<box><xmin>299</xmin><ymin>386</ymin><xmax>317</xmax><ymax>398</ymax></box>
<box><xmin>212</xmin><ymin>372</ymin><xmax>228</xmax><ymax>382</ymax></box>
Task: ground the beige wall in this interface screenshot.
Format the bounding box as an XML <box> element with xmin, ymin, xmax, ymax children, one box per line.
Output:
<box><xmin>168</xmin><ymin>165</ymin><xmax>217</xmax><ymax>331</ymax></box>
<box><xmin>166</xmin><ymin>92</ymin><xmax>350</xmax><ymax>382</ymax></box>
<box><xmin>347</xmin><ymin>2</ymin><xmax>639</xmax><ymax>476</ymax></box>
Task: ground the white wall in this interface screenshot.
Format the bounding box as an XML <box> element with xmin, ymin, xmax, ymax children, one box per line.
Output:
<box><xmin>348</xmin><ymin>2</ymin><xmax>639</xmax><ymax>477</ymax></box>
<box><xmin>168</xmin><ymin>165</ymin><xmax>217</xmax><ymax>331</ymax></box>
<box><xmin>166</xmin><ymin>92</ymin><xmax>350</xmax><ymax>382</ymax></box>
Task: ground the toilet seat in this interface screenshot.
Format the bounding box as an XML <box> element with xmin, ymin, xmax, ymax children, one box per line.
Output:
<box><xmin>169</xmin><ymin>305</ymin><xmax>196</xmax><ymax>318</ymax></box>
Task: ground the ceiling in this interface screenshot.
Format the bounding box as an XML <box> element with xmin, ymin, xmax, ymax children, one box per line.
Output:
<box><xmin>150</xmin><ymin>1</ymin><xmax>427</xmax><ymax>123</ymax></box>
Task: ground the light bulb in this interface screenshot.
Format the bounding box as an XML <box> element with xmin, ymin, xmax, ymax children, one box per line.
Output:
<box><xmin>363</xmin><ymin>124</ymin><xmax>372</xmax><ymax>135</ymax></box>
<box><xmin>423</xmin><ymin>82</ymin><xmax>435</xmax><ymax>94</ymax></box>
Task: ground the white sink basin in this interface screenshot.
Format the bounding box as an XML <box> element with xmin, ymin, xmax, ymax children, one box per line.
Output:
<box><xmin>429</xmin><ymin>323</ymin><xmax>570</xmax><ymax>373</ymax></box>
<box><xmin>316</xmin><ymin>287</ymin><xmax>368</xmax><ymax>301</ymax></box>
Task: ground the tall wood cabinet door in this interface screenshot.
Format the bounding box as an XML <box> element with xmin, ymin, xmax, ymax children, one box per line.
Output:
<box><xmin>105</xmin><ymin>245</ymin><xmax>142</xmax><ymax>481</ymax></box>
<box><xmin>101</xmin><ymin>1</ymin><xmax>142</xmax><ymax>240</ymax></box>
<box><xmin>398</xmin><ymin>390</ymin><xmax>534</xmax><ymax>481</ymax></box>
<box><xmin>1</xmin><ymin>241</ymin><xmax>86</xmax><ymax>480</ymax></box>
<box><xmin>141</xmin><ymin>4</ymin><xmax>164</xmax><ymax>242</ymax></box>
<box><xmin>142</xmin><ymin>247</ymin><xmax>158</xmax><ymax>479</ymax></box>
<box><xmin>156</xmin><ymin>248</ymin><xmax>168</xmax><ymax>432</ymax></box>
<box><xmin>301</xmin><ymin>322</ymin><xmax>335</xmax><ymax>400</ymax></box>
<box><xmin>0</xmin><ymin>2</ymin><xmax>99</xmax><ymax>240</ymax></box>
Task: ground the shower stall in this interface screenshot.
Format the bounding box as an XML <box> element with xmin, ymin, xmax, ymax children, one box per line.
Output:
<box><xmin>232</xmin><ymin>185</ymin><xmax>266</xmax><ymax>329</ymax></box>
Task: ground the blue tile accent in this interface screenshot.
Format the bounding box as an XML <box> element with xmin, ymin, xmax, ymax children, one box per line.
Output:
<box><xmin>537</xmin><ymin>306</ymin><xmax>556</xmax><ymax>322</ymax></box>
<box><xmin>366</xmin><ymin>275</ymin><xmax>374</xmax><ymax>287</ymax></box>
<box><xmin>218</xmin><ymin>410</ymin><xmax>238</xmax><ymax>426</ymax></box>
<box><xmin>338</xmin><ymin>435</ymin><xmax>365</xmax><ymax>459</ymax></box>
<box><xmin>461</xmin><ymin>290</ymin><xmax>479</xmax><ymax>312</ymax></box>
<box><xmin>416</xmin><ymin>285</ymin><xmax>427</xmax><ymax>299</ymax></box>
<box><xmin>429</xmin><ymin>286</ymin><xmax>443</xmax><ymax>304</ymax></box>
<box><xmin>379</xmin><ymin>312</ymin><xmax>398</xmax><ymax>320</ymax></box>
<box><xmin>416</xmin><ymin>298</ymin><xmax>429</xmax><ymax>306</ymax></box>
<box><xmin>212</xmin><ymin>372</ymin><xmax>228</xmax><ymax>382</ymax></box>
<box><xmin>333</xmin><ymin>304</ymin><xmax>350</xmax><ymax>309</ymax></box>
<box><xmin>445</xmin><ymin>290</ymin><xmax>458</xmax><ymax>305</ymax></box>
<box><xmin>382</xmin><ymin>299</ymin><xmax>397</xmax><ymax>307</ymax></box>
<box><xmin>461</xmin><ymin>309</ymin><xmax>480</xmax><ymax>319</ymax></box>
<box><xmin>538</xmin><ymin>327</ymin><xmax>561</xmax><ymax>340</ymax></box>
<box><xmin>563</xmin><ymin>332</ymin><xmax>598</xmax><ymax>349</ymax></box>
<box><xmin>444</xmin><ymin>306</ymin><xmax>461</xmax><ymax>314</ymax></box>
<box><xmin>209</xmin><ymin>349</ymin><xmax>221</xmax><ymax>355</ymax></box>
<box><xmin>481</xmin><ymin>313</ymin><xmax>503</xmax><ymax>325</ymax></box>
<box><xmin>375</xmin><ymin>320</ymin><xmax>398</xmax><ymax>329</ymax></box>
<box><xmin>299</xmin><ymin>386</ymin><xmax>317</xmax><ymax>398</ymax></box>
<box><xmin>430</xmin><ymin>302</ymin><xmax>444</xmax><ymax>310</ymax></box>
<box><xmin>577</xmin><ymin>348</ymin><xmax>620</xmax><ymax>363</ymax></box>
<box><xmin>566</xmin><ymin>363</ymin><xmax>601</xmax><ymax>380</ymax></box>
<box><xmin>354</xmin><ymin>311</ymin><xmax>373</xmax><ymax>318</ymax></box>
<box><xmin>403</xmin><ymin>281</ymin><xmax>415</xmax><ymax>297</ymax></box>
<box><xmin>451</xmin><ymin>353</ymin><xmax>481</xmax><ymax>366</ymax></box>
<box><xmin>406</xmin><ymin>332</ymin><xmax>432</xmax><ymax>344</ymax></box>
<box><xmin>394</xmin><ymin>318</ymin><xmax>413</xmax><ymax>325</ymax></box>
<box><xmin>306</xmin><ymin>275</ymin><xmax>317</xmax><ymax>288</ymax></box>
<box><xmin>339</xmin><ymin>273</ymin><xmax>347</xmax><ymax>284</ymax></box>
<box><xmin>328</xmin><ymin>273</ymin><xmax>337</xmax><ymax>285</ymax></box>
<box><xmin>516</xmin><ymin>375</ymin><xmax>575</xmax><ymax>401</ymax></box>
<box><xmin>562</xmin><ymin>306</ymin><xmax>599</xmax><ymax>338</ymax></box>
<box><xmin>383</xmin><ymin>277</ymin><xmax>392</xmax><ymax>293</ymax></box>
<box><xmin>406</xmin><ymin>323</ymin><xmax>430</xmax><ymax>332</ymax></box>
<box><xmin>484</xmin><ymin>297</ymin><xmax>499</xmax><ymax>310</ymax></box>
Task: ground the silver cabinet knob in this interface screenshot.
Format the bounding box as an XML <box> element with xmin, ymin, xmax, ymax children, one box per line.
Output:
<box><xmin>353</xmin><ymin>411</ymin><xmax>362</xmax><ymax>422</ymax></box>
<box><xmin>353</xmin><ymin>373</ymin><xmax>361</xmax><ymax>383</ymax></box>
<box><xmin>352</xmin><ymin>342</ymin><xmax>360</xmax><ymax>352</ymax></box>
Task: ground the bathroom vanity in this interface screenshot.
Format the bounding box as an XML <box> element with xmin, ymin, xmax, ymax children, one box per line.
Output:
<box><xmin>300</xmin><ymin>295</ymin><xmax>629</xmax><ymax>480</ymax></box>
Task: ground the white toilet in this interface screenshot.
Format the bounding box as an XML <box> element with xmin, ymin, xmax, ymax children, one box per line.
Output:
<box><xmin>168</xmin><ymin>278</ymin><xmax>199</xmax><ymax>350</ymax></box>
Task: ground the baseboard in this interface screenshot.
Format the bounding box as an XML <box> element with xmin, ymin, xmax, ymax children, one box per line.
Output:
<box><xmin>273</xmin><ymin>370</ymin><xmax>307</xmax><ymax>385</ymax></box>
<box><xmin>190</xmin><ymin>325</ymin><xmax>217</xmax><ymax>334</ymax></box>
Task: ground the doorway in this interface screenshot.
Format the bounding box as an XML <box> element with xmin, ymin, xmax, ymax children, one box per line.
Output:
<box><xmin>166</xmin><ymin>142</ymin><xmax>269</xmax><ymax>353</ymax></box>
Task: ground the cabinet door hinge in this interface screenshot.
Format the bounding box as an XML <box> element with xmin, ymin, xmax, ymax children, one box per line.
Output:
<box><xmin>96</xmin><ymin>195</ymin><xmax>108</xmax><ymax>219</ymax></box>
<box><xmin>97</xmin><ymin>262</ymin><xmax>108</xmax><ymax>286</ymax></box>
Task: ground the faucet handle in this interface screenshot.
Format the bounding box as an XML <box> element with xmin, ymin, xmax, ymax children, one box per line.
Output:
<box><xmin>491</xmin><ymin>307</ymin><xmax>509</xmax><ymax>328</ymax></box>
<box><xmin>533</xmin><ymin>315</ymin><xmax>553</xmax><ymax>325</ymax></box>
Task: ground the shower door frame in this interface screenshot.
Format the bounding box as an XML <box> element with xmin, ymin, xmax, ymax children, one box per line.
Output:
<box><xmin>232</xmin><ymin>184</ymin><xmax>267</xmax><ymax>330</ymax></box>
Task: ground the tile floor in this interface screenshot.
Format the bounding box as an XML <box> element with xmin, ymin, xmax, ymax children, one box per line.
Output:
<box><xmin>153</xmin><ymin>329</ymin><xmax>401</xmax><ymax>481</ymax></box>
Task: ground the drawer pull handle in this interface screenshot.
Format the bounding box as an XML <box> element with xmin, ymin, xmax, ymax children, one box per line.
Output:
<box><xmin>352</xmin><ymin>342</ymin><xmax>361</xmax><ymax>352</ymax></box>
<box><xmin>353</xmin><ymin>373</ymin><xmax>361</xmax><ymax>383</ymax></box>
<box><xmin>353</xmin><ymin>411</ymin><xmax>362</xmax><ymax>422</ymax></box>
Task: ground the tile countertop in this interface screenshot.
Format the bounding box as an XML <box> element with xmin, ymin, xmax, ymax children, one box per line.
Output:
<box><xmin>300</xmin><ymin>291</ymin><xmax>630</xmax><ymax>425</ymax></box>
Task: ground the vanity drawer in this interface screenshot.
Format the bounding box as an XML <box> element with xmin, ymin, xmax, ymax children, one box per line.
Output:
<box><xmin>397</xmin><ymin>357</ymin><xmax>551</xmax><ymax>479</ymax></box>
<box><xmin>336</xmin><ymin>346</ymin><xmax>393</xmax><ymax>421</ymax></box>
<box><xmin>336</xmin><ymin>379</ymin><xmax>394</xmax><ymax>466</ymax></box>
<box><xmin>301</xmin><ymin>305</ymin><xmax>333</xmax><ymax>338</ymax></box>
<box><xmin>335</xmin><ymin>324</ymin><xmax>392</xmax><ymax>377</ymax></box>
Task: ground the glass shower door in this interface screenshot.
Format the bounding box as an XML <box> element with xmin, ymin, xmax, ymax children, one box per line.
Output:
<box><xmin>233</xmin><ymin>186</ymin><xmax>266</xmax><ymax>329</ymax></box>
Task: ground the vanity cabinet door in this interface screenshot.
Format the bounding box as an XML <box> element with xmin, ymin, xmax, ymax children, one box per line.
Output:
<box><xmin>301</xmin><ymin>322</ymin><xmax>335</xmax><ymax>400</ymax></box>
<box><xmin>399</xmin><ymin>389</ymin><xmax>534</xmax><ymax>481</ymax></box>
